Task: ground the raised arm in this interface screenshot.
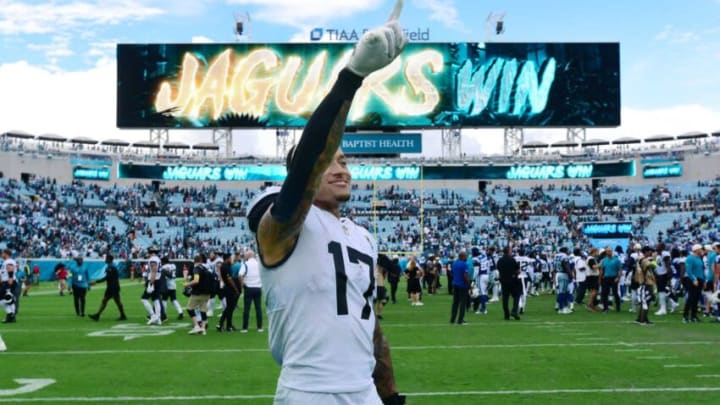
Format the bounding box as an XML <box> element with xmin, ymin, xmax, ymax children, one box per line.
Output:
<box><xmin>253</xmin><ymin>3</ymin><xmax>407</xmax><ymax>266</ymax></box>
<box><xmin>256</xmin><ymin>69</ymin><xmax>363</xmax><ymax>265</ymax></box>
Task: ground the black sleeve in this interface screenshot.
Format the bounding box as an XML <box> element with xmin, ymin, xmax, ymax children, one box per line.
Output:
<box><xmin>270</xmin><ymin>69</ymin><xmax>364</xmax><ymax>222</ymax></box>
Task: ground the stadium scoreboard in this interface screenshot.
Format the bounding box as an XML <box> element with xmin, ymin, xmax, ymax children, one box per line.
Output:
<box><xmin>117</xmin><ymin>42</ymin><xmax>620</xmax><ymax>130</ymax></box>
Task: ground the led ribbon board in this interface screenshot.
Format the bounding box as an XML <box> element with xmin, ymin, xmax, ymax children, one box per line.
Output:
<box><xmin>642</xmin><ymin>164</ymin><xmax>682</xmax><ymax>178</ymax></box>
<box><xmin>582</xmin><ymin>222</ymin><xmax>633</xmax><ymax>238</ymax></box>
<box><xmin>117</xmin><ymin>43</ymin><xmax>620</xmax><ymax>129</ymax></box>
<box><xmin>420</xmin><ymin>161</ymin><xmax>635</xmax><ymax>180</ymax></box>
<box><xmin>117</xmin><ymin>164</ymin><xmax>421</xmax><ymax>182</ymax></box>
<box><xmin>73</xmin><ymin>166</ymin><xmax>111</xmax><ymax>181</ymax></box>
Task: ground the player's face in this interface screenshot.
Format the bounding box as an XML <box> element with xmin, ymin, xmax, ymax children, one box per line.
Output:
<box><xmin>316</xmin><ymin>149</ymin><xmax>352</xmax><ymax>207</ymax></box>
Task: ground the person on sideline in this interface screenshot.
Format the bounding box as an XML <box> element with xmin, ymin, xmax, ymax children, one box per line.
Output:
<box><xmin>498</xmin><ymin>246</ymin><xmax>521</xmax><ymax>320</ymax></box>
<box><xmin>450</xmin><ymin>250</ymin><xmax>470</xmax><ymax>325</ymax></box>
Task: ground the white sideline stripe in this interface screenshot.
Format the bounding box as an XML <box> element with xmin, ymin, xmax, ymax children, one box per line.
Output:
<box><xmin>614</xmin><ymin>349</ymin><xmax>651</xmax><ymax>352</ymax></box>
<box><xmin>664</xmin><ymin>365</ymin><xmax>703</xmax><ymax>368</ymax></box>
<box><xmin>637</xmin><ymin>356</ymin><xmax>678</xmax><ymax>360</ymax></box>
<box><xmin>560</xmin><ymin>333</ymin><xmax>591</xmax><ymax>336</ymax></box>
<box><xmin>1</xmin><ymin>387</ymin><xmax>720</xmax><ymax>402</ymax></box>
<box><xmin>2</xmin><ymin>340</ymin><xmax>717</xmax><ymax>356</ymax></box>
<box><xmin>696</xmin><ymin>375</ymin><xmax>720</xmax><ymax>378</ymax></box>
<box><xmin>386</xmin><ymin>320</ymin><xmax>670</xmax><ymax>327</ymax></box>
<box><xmin>25</xmin><ymin>282</ymin><xmax>141</xmax><ymax>297</ymax></box>
<box><xmin>575</xmin><ymin>337</ymin><xmax>610</xmax><ymax>341</ymax></box>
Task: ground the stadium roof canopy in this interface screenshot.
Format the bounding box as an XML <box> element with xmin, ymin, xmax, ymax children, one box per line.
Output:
<box><xmin>644</xmin><ymin>134</ymin><xmax>675</xmax><ymax>143</ymax></box>
<box><xmin>581</xmin><ymin>138</ymin><xmax>610</xmax><ymax>146</ymax></box>
<box><xmin>102</xmin><ymin>139</ymin><xmax>130</xmax><ymax>146</ymax></box>
<box><xmin>551</xmin><ymin>140</ymin><xmax>578</xmax><ymax>148</ymax></box>
<box><xmin>37</xmin><ymin>133</ymin><xmax>67</xmax><ymax>142</ymax></box>
<box><xmin>521</xmin><ymin>140</ymin><xmax>548</xmax><ymax>149</ymax></box>
<box><xmin>132</xmin><ymin>140</ymin><xmax>160</xmax><ymax>148</ymax></box>
<box><xmin>3</xmin><ymin>130</ymin><xmax>35</xmax><ymax>139</ymax></box>
<box><xmin>164</xmin><ymin>141</ymin><xmax>190</xmax><ymax>149</ymax></box>
<box><xmin>612</xmin><ymin>136</ymin><xmax>641</xmax><ymax>145</ymax></box>
<box><xmin>676</xmin><ymin>131</ymin><xmax>708</xmax><ymax>140</ymax></box>
<box><xmin>70</xmin><ymin>136</ymin><xmax>98</xmax><ymax>145</ymax></box>
<box><xmin>193</xmin><ymin>142</ymin><xmax>220</xmax><ymax>151</ymax></box>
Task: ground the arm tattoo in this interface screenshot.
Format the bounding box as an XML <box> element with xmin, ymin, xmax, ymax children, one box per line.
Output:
<box><xmin>372</xmin><ymin>322</ymin><xmax>399</xmax><ymax>399</ymax></box>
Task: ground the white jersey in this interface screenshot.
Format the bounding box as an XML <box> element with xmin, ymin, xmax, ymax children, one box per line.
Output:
<box><xmin>260</xmin><ymin>205</ymin><xmax>378</xmax><ymax>393</ymax></box>
<box><xmin>1</xmin><ymin>259</ymin><xmax>17</xmax><ymax>282</ymax></box>
<box><xmin>574</xmin><ymin>256</ymin><xmax>587</xmax><ymax>282</ymax></box>
<box><xmin>515</xmin><ymin>256</ymin><xmax>533</xmax><ymax>279</ymax></box>
<box><xmin>162</xmin><ymin>264</ymin><xmax>177</xmax><ymax>290</ymax></box>
<box><xmin>147</xmin><ymin>256</ymin><xmax>161</xmax><ymax>282</ymax></box>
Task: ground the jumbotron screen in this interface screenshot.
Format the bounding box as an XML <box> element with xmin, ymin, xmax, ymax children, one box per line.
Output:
<box><xmin>117</xmin><ymin>42</ymin><xmax>620</xmax><ymax>130</ymax></box>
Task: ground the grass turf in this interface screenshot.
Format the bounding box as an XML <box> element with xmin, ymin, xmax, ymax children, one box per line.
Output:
<box><xmin>1</xmin><ymin>280</ymin><xmax>719</xmax><ymax>404</ymax></box>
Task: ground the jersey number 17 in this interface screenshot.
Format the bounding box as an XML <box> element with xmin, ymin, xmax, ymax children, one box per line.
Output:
<box><xmin>328</xmin><ymin>241</ymin><xmax>375</xmax><ymax>320</ymax></box>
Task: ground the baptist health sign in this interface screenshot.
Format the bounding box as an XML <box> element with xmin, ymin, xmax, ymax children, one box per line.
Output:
<box><xmin>341</xmin><ymin>133</ymin><xmax>422</xmax><ymax>155</ymax></box>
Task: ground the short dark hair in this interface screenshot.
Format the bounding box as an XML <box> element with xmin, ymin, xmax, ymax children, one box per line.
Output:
<box><xmin>105</xmin><ymin>254</ymin><xmax>114</xmax><ymax>263</ymax></box>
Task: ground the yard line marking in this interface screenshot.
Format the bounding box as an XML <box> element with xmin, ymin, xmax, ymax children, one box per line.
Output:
<box><xmin>637</xmin><ymin>356</ymin><xmax>678</xmax><ymax>360</ymax></box>
<box><xmin>560</xmin><ymin>333</ymin><xmax>592</xmax><ymax>336</ymax></box>
<box><xmin>615</xmin><ymin>349</ymin><xmax>651</xmax><ymax>352</ymax></box>
<box><xmin>696</xmin><ymin>375</ymin><xmax>720</xmax><ymax>378</ymax></box>
<box><xmin>2</xmin><ymin>340</ymin><xmax>717</xmax><ymax>356</ymax></box>
<box><xmin>575</xmin><ymin>337</ymin><xmax>610</xmax><ymax>341</ymax></box>
<box><xmin>663</xmin><ymin>365</ymin><xmax>702</xmax><ymax>368</ymax></box>
<box><xmin>1</xmin><ymin>386</ymin><xmax>720</xmax><ymax>402</ymax></box>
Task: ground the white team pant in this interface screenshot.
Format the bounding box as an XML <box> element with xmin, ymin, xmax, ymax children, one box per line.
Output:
<box><xmin>274</xmin><ymin>384</ymin><xmax>382</xmax><ymax>405</ymax></box>
<box><xmin>479</xmin><ymin>274</ymin><xmax>489</xmax><ymax>296</ymax></box>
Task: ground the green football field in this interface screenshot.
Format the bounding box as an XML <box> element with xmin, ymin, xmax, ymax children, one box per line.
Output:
<box><xmin>1</xmin><ymin>280</ymin><xmax>719</xmax><ymax>404</ymax></box>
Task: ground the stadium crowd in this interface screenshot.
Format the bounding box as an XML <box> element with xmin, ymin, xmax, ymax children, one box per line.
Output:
<box><xmin>1</xmin><ymin>173</ymin><xmax>719</xmax><ymax>328</ymax></box>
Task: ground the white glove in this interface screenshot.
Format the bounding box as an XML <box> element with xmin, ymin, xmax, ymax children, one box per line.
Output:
<box><xmin>346</xmin><ymin>0</ymin><xmax>408</xmax><ymax>77</ymax></box>
<box><xmin>146</xmin><ymin>284</ymin><xmax>154</xmax><ymax>294</ymax></box>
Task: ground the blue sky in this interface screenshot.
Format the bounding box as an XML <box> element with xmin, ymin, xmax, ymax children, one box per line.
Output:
<box><xmin>0</xmin><ymin>0</ymin><xmax>718</xmax><ymax>156</ymax></box>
